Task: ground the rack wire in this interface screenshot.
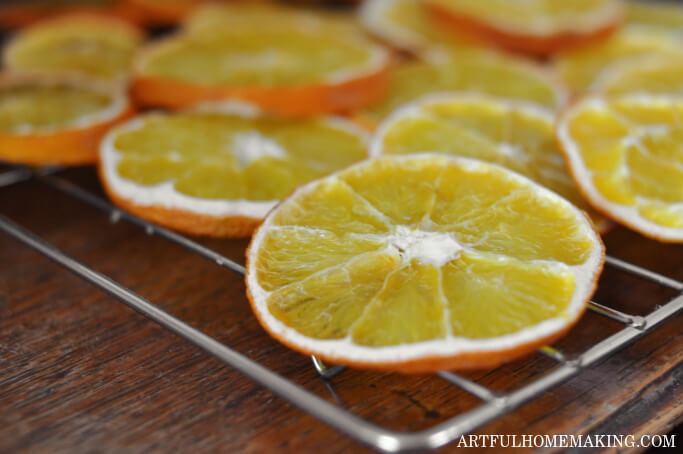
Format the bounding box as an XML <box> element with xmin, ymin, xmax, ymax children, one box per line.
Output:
<box><xmin>1</xmin><ymin>165</ymin><xmax>681</xmax><ymax>453</ymax></box>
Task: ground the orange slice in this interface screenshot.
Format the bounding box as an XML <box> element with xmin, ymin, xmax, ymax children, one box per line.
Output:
<box><xmin>558</xmin><ymin>95</ymin><xmax>683</xmax><ymax>242</ymax></box>
<box><xmin>626</xmin><ymin>0</ymin><xmax>683</xmax><ymax>34</ymax></box>
<box><xmin>0</xmin><ymin>74</ymin><xmax>133</xmax><ymax>166</ymax></box>
<box><xmin>184</xmin><ymin>3</ymin><xmax>361</xmax><ymax>37</ymax></box>
<box><xmin>99</xmin><ymin>104</ymin><xmax>369</xmax><ymax>237</ymax></box>
<box><xmin>246</xmin><ymin>154</ymin><xmax>604</xmax><ymax>372</ymax></box>
<box><xmin>131</xmin><ymin>6</ymin><xmax>389</xmax><ymax>116</ymax></box>
<box><xmin>424</xmin><ymin>0</ymin><xmax>623</xmax><ymax>57</ymax></box>
<box><xmin>356</xmin><ymin>50</ymin><xmax>567</xmax><ymax>127</ymax></box>
<box><xmin>554</xmin><ymin>27</ymin><xmax>682</xmax><ymax>94</ymax></box>
<box><xmin>593</xmin><ymin>55</ymin><xmax>683</xmax><ymax>97</ymax></box>
<box><xmin>3</xmin><ymin>13</ymin><xmax>144</xmax><ymax>83</ymax></box>
<box><xmin>359</xmin><ymin>0</ymin><xmax>479</xmax><ymax>56</ymax></box>
<box><xmin>371</xmin><ymin>92</ymin><xmax>609</xmax><ymax>232</ymax></box>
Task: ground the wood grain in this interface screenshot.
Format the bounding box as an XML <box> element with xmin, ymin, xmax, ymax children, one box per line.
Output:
<box><xmin>0</xmin><ymin>167</ymin><xmax>681</xmax><ymax>453</ymax></box>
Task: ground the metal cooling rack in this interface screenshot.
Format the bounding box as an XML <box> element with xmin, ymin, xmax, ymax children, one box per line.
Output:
<box><xmin>1</xmin><ymin>165</ymin><xmax>681</xmax><ymax>453</ymax></box>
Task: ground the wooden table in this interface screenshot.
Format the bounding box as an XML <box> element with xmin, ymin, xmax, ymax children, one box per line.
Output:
<box><xmin>1</xmin><ymin>167</ymin><xmax>681</xmax><ymax>453</ymax></box>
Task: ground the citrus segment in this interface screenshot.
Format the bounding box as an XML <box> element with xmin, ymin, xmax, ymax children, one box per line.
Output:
<box><xmin>372</xmin><ymin>94</ymin><xmax>608</xmax><ymax>232</ymax></box>
<box><xmin>269</xmin><ymin>179</ymin><xmax>390</xmax><ymax>236</ymax></box>
<box><xmin>554</xmin><ymin>28</ymin><xmax>682</xmax><ymax>94</ymax></box>
<box><xmin>99</xmin><ymin>107</ymin><xmax>369</xmax><ymax>237</ymax></box>
<box><xmin>425</xmin><ymin>0</ymin><xmax>623</xmax><ymax>56</ymax></box>
<box><xmin>267</xmin><ymin>251</ymin><xmax>401</xmax><ymax>341</ymax></box>
<box><xmin>340</xmin><ymin>156</ymin><xmax>443</xmax><ymax>226</ymax></box>
<box><xmin>0</xmin><ymin>75</ymin><xmax>132</xmax><ymax>165</ymax></box>
<box><xmin>558</xmin><ymin>95</ymin><xmax>683</xmax><ymax>242</ymax></box>
<box><xmin>429</xmin><ymin>162</ymin><xmax>595</xmax><ymax>265</ymax></box>
<box><xmin>357</xmin><ymin>52</ymin><xmax>567</xmax><ymax>125</ymax></box>
<box><xmin>350</xmin><ymin>262</ymin><xmax>448</xmax><ymax>347</ymax></box>
<box><xmin>132</xmin><ymin>5</ymin><xmax>389</xmax><ymax>115</ymax></box>
<box><xmin>443</xmin><ymin>252</ymin><xmax>575</xmax><ymax>338</ymax></box>
<box><xmin>246</xmin><ymin>154</ymin><xmax>604</xmax><ymax>372</ymax></box>
<box><xmin>254</xmin><ymin>227</ymin><xmax>386</xmax><ymax>291</ymax></box>
<box><xmin>3</xmin><ymin>14</ymin><xmax>143</xmax><ymax>82</ymax></box>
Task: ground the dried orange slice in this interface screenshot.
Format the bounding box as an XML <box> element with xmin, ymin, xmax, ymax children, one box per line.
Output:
<box><xmin>99</xmin><ymin>104</ymin><xmax>369</xmax><ymax>237</ymax></box>
<box><xmin>558</xmin><ymin>95</ymin><xmax>683</xmax><ymax>242</ymax></box>
<box><xmin>132</xmin><ymin>6</ymin><xmax>389</xmax><ymax>116</ymax></box>
<box><xmin>593</xmin><ymin>56</ymin><xmax>683</xmax><ymax>97</ymax></box>
<box><xmin>424</xmin><ymin>0</ymin><xmax>623</xmax><ymax>57</ymax></box>
<box><xmin>185</xmin><ymin>3</ymin><xmax>361</xmax><ymax>37</ymax></box>
<box><xmin>246</xmin><ymin>154</ymin><xmax>604</xmax><ymax>373</ymax></box>
<box><xmin>0</xmin><ymin>74</ymin><xmax>133</xmax><ymax>166</ymax></box>
<box><xmin>626</xmin><ymin>0</ymin><xmax>683</xmax><ymax>34</ymax></box>
<box><xmin>359</xmin><ymin>0</ymin><xmax>478</xmax><ymax>55</ymax></box>
<box><xmin>3</xmin><ymin>14</ymin><xmax>144</xmax><ymax>83</ymax></box>
<box><xmin>371</xmin><ymin>93</ymin><xmax>609</xmax><ymax>232</ymax></box>
<box><xmin>554</xmin><ymin>27</ymin><xmax>682</xmax><ymax>94</ymax></box>
<box><xmin>356</xmin><ymin>50</ymin><xmax>567</xmax><ymax>127</ymax></box>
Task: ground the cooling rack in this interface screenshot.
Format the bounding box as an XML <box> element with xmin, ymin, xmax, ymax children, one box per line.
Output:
<box><xmin>1</xmin><ymin>165</ymin><xmax>681</xmax><ymax>453</ymax></box>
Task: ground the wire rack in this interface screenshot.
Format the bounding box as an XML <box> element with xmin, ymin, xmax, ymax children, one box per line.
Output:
<box><xmin>1</xmin><ymin>164</ymin><xmax>681</xmax><ymax>453</ymax></box>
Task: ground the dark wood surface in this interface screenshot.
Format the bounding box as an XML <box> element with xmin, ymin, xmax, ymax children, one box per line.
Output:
<box><xmin>0</xmin><ymin>167</ymin><xmax>681</xmax><ymax>454</ymax></box>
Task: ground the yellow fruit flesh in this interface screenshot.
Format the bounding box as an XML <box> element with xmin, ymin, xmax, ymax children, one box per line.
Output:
<box><xmin>427</xmin><ymin>0</ymin><xmax>617</xmax><ymax>30</ymax></box>
<box><xmin>627</xmin><ymin>1</ymin><xmax>683</xmax><ymax>33</ymax></box>
<box><xmin>7</xmin><ymin>20</ymin><xmax>140</xmax><ymax>80</ymax></box>
<box><xmin>141</xmin><ymin>30</ymin><xmax>374</xmax><ymax>87</ymax></box>
<box><xmin>360</xmin><ymin>56</ymin><xmax>561</xmax><ymax>123</ymax></box>
<box><xmin>600</xmin><ymin>60</ymin><xmax>683</xmax><ymax>96</ymax></box>
<box><xmin>187</xmin><ymin>4</ymin><xmax>360</xmax><ymax>37</ymax></box>
<box><xmin>366</xmin><ymin>0</ymin><xmax>476</xmax><ymax>51</ymax></box>
<box><xmin>442</xmin><ymin>252</ymin><xmax>575</xmax><ymax>338</ymax></box>
<box><xmin>378</xmin><ymin>97</ymin><xmax>602</xmax><ymax>228</ymax></box>
<box><xmin>385</xmin><ymin>0</ymin><xmax>456</xmax><ymax>44</ymax></box>
<box><xmin>0</xmin><ymin>83</ymin><xmax>112</xmax><ymax>133</ymax></box>
<box><xmin>254</xmin><ymin>157</ymin><xmax>595</xmax><ymax>346</ymax></box>
<box><xmin>554</xmin><ymin>29</ymin><xmax>682</xmax><ymax>93</ymax></box>
<box><xmin>113</xmin><ymin>114</ymin><xmax>367</xmax><ymax>202</ymax></box>
<box><xmin>567</xmin><ymin>98</ymin><xmax>683</xmax><ymax>228</ymax></box>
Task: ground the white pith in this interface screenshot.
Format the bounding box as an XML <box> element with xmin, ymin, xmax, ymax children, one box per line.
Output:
<box><xmin>387</xmin><ymin>226</ymin><xmax>463</xmax><ymax>267</ymax></box>
<box><xmin>558</xmin><ymin>95</ymin><xmax>683</xmax><ymax>242</ymax></box>
<box><xmin>246</xmin><ymin>154</ymin><xmax>604</xmax><ymax>365</ymax></box>
<box><xmin>100</xmin><ymin>104</ymin><xmax>370</xmax><ymax>220</ymax></box>
<box><xmin>231</xmin><ymin>132</ymin><xmax>287</xmax><ymax>168</ymax></box>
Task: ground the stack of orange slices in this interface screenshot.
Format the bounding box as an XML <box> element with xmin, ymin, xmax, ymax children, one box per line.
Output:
<box><xmin>0</xmin><ymin>0</ymin><xmax>681</xmax><ymax>373</ymax></box>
